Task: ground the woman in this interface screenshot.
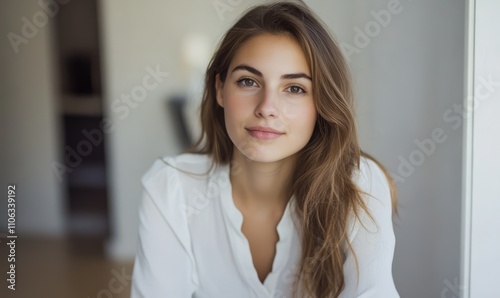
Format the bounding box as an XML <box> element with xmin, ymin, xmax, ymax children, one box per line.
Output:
<box><xmin>131</xmin><ymin>1</ymin><xmax>399</xmax><ymax>297</ymax></box>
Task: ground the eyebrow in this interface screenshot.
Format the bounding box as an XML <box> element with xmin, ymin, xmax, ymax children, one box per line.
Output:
<box><xmin>231</xmin><ymin>64</ymin><xmax>312</xmax><ymax>81</ymax></box>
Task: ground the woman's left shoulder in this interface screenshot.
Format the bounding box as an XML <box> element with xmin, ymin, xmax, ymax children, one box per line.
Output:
<box><xmin>348</xmin><ymin>155</ymin><xmax>394</xmax><ymax>234</ymax></box>
<box><xmin>353</xmin><ymin>156</ymin><xmax>392</xmax><ymax>204</ymax></box>
<box><xmin>343</xmin><ymin>158</ymin><xmax>399</xmax><ymax>297</ymax></box>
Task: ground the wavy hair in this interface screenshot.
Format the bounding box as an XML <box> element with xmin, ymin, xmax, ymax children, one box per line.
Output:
<box><xmin>183</xmin><ymin>1</ymin><xmax>398</xmax><ymax>297</ymax></box>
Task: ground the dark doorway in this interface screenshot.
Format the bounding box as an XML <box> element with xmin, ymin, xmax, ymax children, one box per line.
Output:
<box><xmin>54</xmin><ymin>0</ymin><xmax>109</xmax><ymax>255</ymax></box>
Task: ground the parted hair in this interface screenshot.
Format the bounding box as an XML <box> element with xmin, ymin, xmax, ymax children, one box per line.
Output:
<box><xmin>184</xmin><ymin>1</ymin><xmax>398</xmax><ymax>297</ymax></box>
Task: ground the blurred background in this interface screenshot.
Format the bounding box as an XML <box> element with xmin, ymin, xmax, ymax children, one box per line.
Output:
<box><xmin>0</xmin><ymin>0</ymin><xmax>493</xmax><ymax>297</ymax></box>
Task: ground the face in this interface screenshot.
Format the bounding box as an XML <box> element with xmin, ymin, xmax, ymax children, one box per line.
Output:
<box><xmin>216</xmin><ymin>33</ymin><xmax>317</xmax><ymax>163</ymax></box>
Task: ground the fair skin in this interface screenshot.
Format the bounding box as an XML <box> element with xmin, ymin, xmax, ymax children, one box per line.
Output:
<box><xmin>215</xmin><ymin>33</ymin><xmax>317</xmax><ymax>283</ymax></box>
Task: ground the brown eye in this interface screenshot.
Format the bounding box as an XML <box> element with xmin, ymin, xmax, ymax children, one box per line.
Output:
<box><xmin>237</xmin><ymin>78</ymin><xmax>257</xmax><ymax>88</ymax></box>
<box><xmin>243</xmin><ymin>79</ymin><xmax>254</xmax><ymax>86</ymax></box>
<box><xmin>288</xmin><ymin>85</ymin><xmax>305</xmax><ymax>94</ymax></box>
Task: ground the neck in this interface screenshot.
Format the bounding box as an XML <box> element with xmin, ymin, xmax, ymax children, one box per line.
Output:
<box><xmin>229</xmin><ymin>148</ymin><xmax>296</xmax><ymax>210</ymax></box>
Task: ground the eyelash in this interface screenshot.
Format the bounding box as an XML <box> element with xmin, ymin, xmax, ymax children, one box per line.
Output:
<box><xmin>236</xmin><ymin>77</ymin><xmax>307</xmax><ymax>94</ymax></box>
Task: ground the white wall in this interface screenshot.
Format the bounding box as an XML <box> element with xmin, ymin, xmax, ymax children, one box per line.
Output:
<box><xmin>99</xmin><ymin>1</ymin><xmax>465</xmax><ymax>297</ymax></box>
<box><xmin>466</xmin><ymin>0</ymin><xmax>500</xmax><ymax>296</ymax></box>
<box><xmin>0</xmin><ymin>0</ymin><xmax>65</xmax><ymax>236</ymax></box>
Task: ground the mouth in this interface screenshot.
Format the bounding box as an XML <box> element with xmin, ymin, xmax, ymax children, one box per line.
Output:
<box><xmin>245</xmin><ymin>126</ymin><xmax>284</xmax><ymax>140</ymax></box>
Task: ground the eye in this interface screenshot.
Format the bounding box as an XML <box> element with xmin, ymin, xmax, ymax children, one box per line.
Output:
<box><xmin>236</xmin><ymin>78</ymin><xmax>258</xmax><ymax>88</ymax></box>
<box><xmin>286</xmin><ymin>85</ymin><xmax>306</xmax><ymax>94</ymax></box>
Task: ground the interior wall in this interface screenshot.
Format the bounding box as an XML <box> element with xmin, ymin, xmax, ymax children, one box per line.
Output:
<box><xmin>0</xmin><ymin>0</ymin><xmax>65</xmax><ymax>236</ymax></box>
<box><xmin>469</xmin><ymin>0</ymin><xmax>500</xmax><ymax>296</ymax></box>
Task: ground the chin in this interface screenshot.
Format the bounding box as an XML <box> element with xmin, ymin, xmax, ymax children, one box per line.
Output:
<box><xmin>242</xmin><ymin>149</ymin><xmax>293</xmax><ymax>164</ymax></box>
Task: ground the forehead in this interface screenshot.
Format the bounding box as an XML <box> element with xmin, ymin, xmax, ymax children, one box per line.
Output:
<box><xmin>229</xmin><ymin>33</ymin><xmax>311</xmax><ymax>76</ymax></box>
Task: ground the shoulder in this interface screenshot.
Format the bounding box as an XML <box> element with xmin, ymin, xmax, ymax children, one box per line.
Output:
<box><xmin>141</xmin><ymin>153</ymin><xmax>215</xmax><ymax>204</ymax></box>
<box><xmin>353</xmin><ymin>156</ymin><xmax>392</xmax><ymax>209</ymax></box>
<box><xmin>341</xmin><ymin>156</ymin><xmax>399</xmax><ymax>296</ymax></box>
<box><xmin>353</xmin><ymin>157</ymin><xmax>390</xmax><ymax>199</ymax></box>
<box><xmin>346</xmin><ymin>155</ymin><xmax>394</xmax><ymax>241</ymax></box>
<box><xmin>143</xmin><ymin>152</ymin><xmax>213</xmax><ymax>175</ymax></box>
<box><xmin>141</xmin><ymin>153</ymin><xmax>213</xmax><ymax>183</ymax></box>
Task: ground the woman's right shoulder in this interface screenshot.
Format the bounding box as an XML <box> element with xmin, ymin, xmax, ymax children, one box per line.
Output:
<box><xmin>141</xmin><ymin>153</ymin><xmax>215</xmax><ymax>196</ymax></box>
<box><xmin>137</xmin><ymin>154</ymin><xmax>212</xmax><ymax>268</ymax></box>
<box><xmin>143</xmin><ymin>152</ymin><xmax>212</xmax><ymax>176</ymax></box>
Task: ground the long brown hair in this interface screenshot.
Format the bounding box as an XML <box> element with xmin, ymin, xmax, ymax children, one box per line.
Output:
<box><xmin>183</xmin><ymin>1</ymin><xmax>398</xmax><ymax>296</ymax></box>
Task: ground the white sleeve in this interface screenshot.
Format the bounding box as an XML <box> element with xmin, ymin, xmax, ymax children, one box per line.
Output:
<box><xmin>339</xmin><ymin>158</ymin><xmax>400</xmax><ymax>298</ymax></box>
<box><xmin>131</xmin><ymin>159</ymin><xmax>198</xmax><ymax>298</ymax></box>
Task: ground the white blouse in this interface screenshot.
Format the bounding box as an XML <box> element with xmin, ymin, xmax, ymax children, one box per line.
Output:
<box><xmin>131</xmin><ymin>153</ymin><xmax>399</xmax><ymax>298</ymax></box>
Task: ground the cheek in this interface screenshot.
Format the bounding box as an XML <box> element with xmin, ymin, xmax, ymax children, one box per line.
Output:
<box><xmin>285</xmin><ymin>100</ymin><xmax>317</xmax><ymax>129</ymax></box>
<box><xmin>223</xmin><ymin>101</ymin><xmax>248</xmax><ymax>142</ymax></box>
<box><xmin>304</xmin><ymin>100</ymin><xmax>317</xmax><ymax>125</ymax></box>
<box><xmin>300</xmin><ymin>111</ymin><xmax>317</xmax><ymax>135</ymax></box>
<box><xmin>307</xmin><ymin>107</ymin><xmax>318</xmax><ymax>129</ymax></box>
<box><xmin>224</xmin><ymin>93</ymin><xmax>254</xmax><ymax>121</ymax></box>
<box><xmin>295</xmin><ymin>107</ymin><xmax>317</xmax><ymax>145</ymax></box>
<box><xmin>226</xmin><ymin>97</ymin><xmax>245</xmax><ymax>111</ymax></box>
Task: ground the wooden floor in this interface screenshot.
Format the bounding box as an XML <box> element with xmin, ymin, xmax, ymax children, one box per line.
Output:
<box><xmin>0</xmin><ymin>236</ymin><xmax>134</xmax><ymax>298</ymax></box>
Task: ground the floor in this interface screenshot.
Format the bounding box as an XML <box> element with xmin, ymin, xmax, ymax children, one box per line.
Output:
<box><xmin>0</xmin><ymin>236</ymin><xmax>134</xmax><ymax>298</ymax></box>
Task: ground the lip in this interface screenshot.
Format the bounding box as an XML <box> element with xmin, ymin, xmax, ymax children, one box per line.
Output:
<box><xmin>245</xmin><ymin>126</ymin><xmax>284</xmax><ymax>140</ymax></box>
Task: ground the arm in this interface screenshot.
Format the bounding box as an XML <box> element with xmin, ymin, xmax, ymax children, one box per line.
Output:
<box><xmin>339</xmin><ymin>159</ymin><xmax>399</xmax><ymax>298</ymax></box>
<box><xmin>131</xmin><ymin>189</ymin><xmax>197</xmax><ymax>297</ymax></box>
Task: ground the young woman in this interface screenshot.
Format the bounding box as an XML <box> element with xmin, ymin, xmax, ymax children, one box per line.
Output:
<box><xmin>131</xmin><ymin>1</ymin><xmax>399</xmax><ymax>297</ymax></box>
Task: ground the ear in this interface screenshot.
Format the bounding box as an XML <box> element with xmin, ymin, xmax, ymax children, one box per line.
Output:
<box><xmin>215</xmin><ymin>74</ymin><xmax>224</xmax><ymax>108</ymax></box>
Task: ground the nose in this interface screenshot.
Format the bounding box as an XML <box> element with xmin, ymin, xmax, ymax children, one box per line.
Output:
<box><xmin>255</xmin><ymin>88</ymin><xmax>279</xmax><ymax>118</ymax></box>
